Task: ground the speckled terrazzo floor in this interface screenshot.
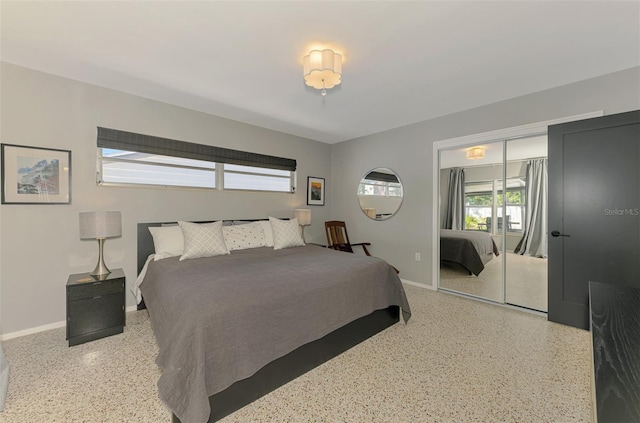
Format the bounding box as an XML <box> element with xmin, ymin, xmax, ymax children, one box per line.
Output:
<box><xmin>1</xmin><ymin>284</ymin><xmax>591</xmax><ymax>422</ymax></box>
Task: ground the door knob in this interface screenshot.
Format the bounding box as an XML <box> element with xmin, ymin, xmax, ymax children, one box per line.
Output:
<box><xmin>551</xmin><ymin>230</ymin><xmax>570</xmax><ymax>237</ymax></box>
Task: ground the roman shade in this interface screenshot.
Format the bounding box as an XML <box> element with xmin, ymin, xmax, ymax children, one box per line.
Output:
<box><xmin>365</xmin><ymin>171</ymin><xmax>399</xmax><ymax>183</ymax></box>
<box><xmin>97</xmin><ymin>127</ymin><xmax>296</xmax><ymax>171</ymax></box>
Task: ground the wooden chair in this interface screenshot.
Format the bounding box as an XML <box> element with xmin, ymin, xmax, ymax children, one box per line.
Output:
<box><xmin>324</xmin><ymin>220</ymin><xmax>399</xmax><ymax>273</ymax></box>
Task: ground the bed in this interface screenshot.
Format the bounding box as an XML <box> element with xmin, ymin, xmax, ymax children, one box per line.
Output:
<box><xmin>136</xmin><ymin>220</ymin><xmax>411</xmax><ymax>423</ymax></box>
<box><xmin>440</xmin><ymin>229</ymin><xmax>499</xmax><ymax>276</ymax></box>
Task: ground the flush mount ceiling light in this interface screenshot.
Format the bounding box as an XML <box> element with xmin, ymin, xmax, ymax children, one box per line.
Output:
<box><xmin>466</xmin><ymin>147</ymin><xmax>485</xmax><ymax>160</ymax></box>
<box><xmin>303</xmin><ymin>49</ymin><xmax>342</xmax><ymax>96</ymax></box>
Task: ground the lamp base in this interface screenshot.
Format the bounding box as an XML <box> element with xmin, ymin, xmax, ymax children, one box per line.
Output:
<box><xmin>90</xmin><ymin>238</ymin><xmax>111</xmax><ymax>277</ymax></box>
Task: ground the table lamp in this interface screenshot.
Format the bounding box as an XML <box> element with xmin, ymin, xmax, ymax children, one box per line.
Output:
<box><xmin>79</xmin><ymin>211</ymin><xmax>122</xmax><ymax>277</ymax></box>
<box><xmin>293</xmin><ymin>209</ymin><xmax>311</xmax><ymax>242</ymax></box>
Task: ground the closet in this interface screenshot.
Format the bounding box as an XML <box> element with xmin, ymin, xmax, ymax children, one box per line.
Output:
<box><xmin>438</xmin><ymin>135</ymin><xmax>548</xmax><ymax>312</ymax></box>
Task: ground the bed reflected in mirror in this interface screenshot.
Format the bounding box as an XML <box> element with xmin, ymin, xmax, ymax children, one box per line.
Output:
<box><xmin>357</xmin><ymin>168</ymin><xmax>403</xmax><ymax>220</ymax></box>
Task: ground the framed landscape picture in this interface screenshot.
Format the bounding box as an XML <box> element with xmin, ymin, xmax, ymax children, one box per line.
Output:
<box><xmin>307</xmin><ymin>176</ymin><xmax>325</xmax><ymax>206</ymax></box>
<box><xmin>1</xmin><ymin>144</ymin><xmax>71</xmax><ymax>204</ymax></box>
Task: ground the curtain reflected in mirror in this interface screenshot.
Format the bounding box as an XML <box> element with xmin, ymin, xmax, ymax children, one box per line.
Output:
<box><xmin>505</xmin><ymin>136</ymin><xmax>548</xmax><ymax>312</ymax></box>
<box><xmin>358</xmin><ymin>168</ymin><xmax>403</xmax><ymax>220</ymax></box>
<box><xmin>438</xmin><ymin>136</ymin><xmax>548</xmax><ymax>313</ymax></box>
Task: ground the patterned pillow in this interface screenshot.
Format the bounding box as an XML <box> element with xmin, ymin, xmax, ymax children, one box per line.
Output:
<box><xmin>178</xmin><ymin>221</ymin><xmax>229</xmax><ymax>260</ymax></box>
<box><xmin>269</xmin><ymin>217</ymin><xmax>305</xmax><ymax>250</ymax></box>
<box><xmin>222</xmin><ymin>222</ymin><xmax>266</xmax><ymax>251</ymax></box>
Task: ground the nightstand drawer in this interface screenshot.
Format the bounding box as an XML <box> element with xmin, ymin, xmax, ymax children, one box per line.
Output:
<box><xmin>67</xmin><ymin>278</ymin><xmax>124</xmax><ymax>301</ymax></box>
<box><xmin>66</xmin><ymin>269</ymin><xmax>126</xmax><ymax>346</ymax></box>
<box><xmin>68</xmin><ymin>292</ymin><xmax>125</xmax><ymax>339</ymax></box>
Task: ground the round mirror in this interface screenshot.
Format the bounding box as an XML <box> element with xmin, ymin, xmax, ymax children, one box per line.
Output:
<box><xmin>357</xmin><ymin>168</ymin><xmax>403</xmax><ymax>220</ymax></box>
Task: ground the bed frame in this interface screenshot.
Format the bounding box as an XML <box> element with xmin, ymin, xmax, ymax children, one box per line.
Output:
<box><xmin>137</xmin><ymin>221</ymin><xmax>400</xmax><ymax>422</ymax></box>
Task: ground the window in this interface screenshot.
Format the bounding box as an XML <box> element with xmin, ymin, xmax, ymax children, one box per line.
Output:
<box><xmin>222</xmin><ymin>164</ymin><xmax>293</xmax><ymax>192</ymax></box>
<box><xmin>497</xmin><ymin>178</ymin><xmax>526</xmax><ymax>233</ymax></box>
<box><xmin>100</xmin><ymin>149</ymin><xmax>217</xmax><ymax>188</ymax></box>
<box><xmin>464</xmin><ymin>178</ymin><xmax>525</xmax><ymax>233</ymax></box>
<box><xmin>464</xmin><ymin>181</ymin><xmax>493</xmax><ymax>230</ymax></box>
<box><xmin>357</xmin><ymin>179</ymin><xmax>403</xmax><ymax>197</ymax></box>
<box><xmin>96</xmin><ymin>127</ymin><xmax>296</xmax><ymax>193</ymax></box>
<box><xmin>357</xmin><ymin>172</ymin><xmax>403</xmax><ymax>197</ymax></box>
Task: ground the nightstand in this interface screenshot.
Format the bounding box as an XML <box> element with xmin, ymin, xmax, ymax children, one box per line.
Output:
<box><xmin>66</xmin><ymin>268</ymin><xmax>126</xmax><ymax>347</ymax></box>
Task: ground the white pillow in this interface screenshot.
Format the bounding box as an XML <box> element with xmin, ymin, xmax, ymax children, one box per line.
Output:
<box><xmin>259</xmin><ymin>220</ymin><xmax>274</xmax><ymax>247</ymax></box>
<box><xmin>269</xmin><ymin>217</ymin><xmax>305</xmax><ymax>250</ymax></box>
<box><xmin>178</xmin><ymin>221</ymin><xmax>229</xmax><ymax>260</ymax></box>
<box><xmin>223</xmin><ymin>222</ymin><xmax>266</xmax><ymax>251</ymax></box>
<box><xmin>148</xmin><ymin>225</ymin><xmax>184</xmax><ymax>260</ymax></box>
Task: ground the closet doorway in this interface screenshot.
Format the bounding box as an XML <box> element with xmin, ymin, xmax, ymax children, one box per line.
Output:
<box><xmin>438</xmin><ymin>135</ymin><xmax>548</xmax><ymax>312</ymax></box>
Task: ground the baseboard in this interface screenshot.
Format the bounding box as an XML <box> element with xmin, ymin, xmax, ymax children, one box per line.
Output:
<box><xmin>1</xmin><ymin>305</ymin><xmax>141</xmax><ymax>341</ymax></box>
<box><xmin>1</xmin><ymin>320</ymin><xmax>66</xmax><ymax>341</ymax></box>
<box><xmin>401</xmin><ymin>279</ymin><xmax>436</xmax><ymax>290</ymax></box>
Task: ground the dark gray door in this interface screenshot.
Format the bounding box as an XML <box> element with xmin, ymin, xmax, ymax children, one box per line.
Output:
<box><xmin>548</xmin><ymin>110</ymin><xmax>640</xmax><ymax>330</ymax></box>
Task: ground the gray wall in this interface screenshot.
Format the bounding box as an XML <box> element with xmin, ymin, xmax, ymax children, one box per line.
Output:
<box><xmin>330</xmin><ymin>66</ymin><xmax>640</xmax><ymax>287</ymax></box>
<box><xmin>0</xmin><ymin>63</ymin><xmax>332</xmax><ymax>335</ymax></box>
<box><xmin>2</xmin><ymin>62</ymin><xmax>639</xmax><ymax>336</ymax></box>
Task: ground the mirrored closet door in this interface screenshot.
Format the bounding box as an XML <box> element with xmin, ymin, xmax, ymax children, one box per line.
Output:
<box><xmin>439</xmin><ymin>141</ymin><xmax>505</xmax><ymax>303</ymax></box>
<box><xmin>504</xmin><ymin>136</ymin><xmax>548</xmax><ymax>312</ymax></box>
<box><xmin>438</xmin><ymin>135</ymin><xmax>548</xmax><ymax>312</ymax></box>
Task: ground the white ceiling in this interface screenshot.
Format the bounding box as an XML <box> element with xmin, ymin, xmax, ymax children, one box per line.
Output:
<box><xmin>2</xmin><ymin>1</ymin><xmax>639</xmax><ymax>144</ymax></box>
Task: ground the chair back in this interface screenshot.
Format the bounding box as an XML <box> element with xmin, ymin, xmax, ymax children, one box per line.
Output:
<box><xmin>325</xmin><ymin>221</ymin><xmax>354</xmax><ymax>253</ymax></box>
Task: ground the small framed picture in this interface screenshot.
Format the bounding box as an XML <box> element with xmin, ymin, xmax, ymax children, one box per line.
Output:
<box><xmin>1</xmin><ymin>143</ymin><xmax>72</xmax><ymax>204</ymax></box>
<box><xmin>307</xmin><ymin>176</ymin><xmax>325</xmax><ymax>206</ymax></box>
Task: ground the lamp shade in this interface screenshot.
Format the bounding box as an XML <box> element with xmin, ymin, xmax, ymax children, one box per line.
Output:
<box><xmin>466</xmin><ymin>147</ymin><xmax>485</xmax><ymax>160</ymax></box>
<box><xmin>303</xmin><ymin>49</ymin><xmax>342</xmax><ymax>90</ymax></box>
<box><xmin>294</xmin><ymin>209</ymin><xmax>311</xmax><ymax>226</ymax></box>
<box><xmin>79</xmin><ymin>211</ymin><xmax>122</xmax><ymax>239</ymax></box>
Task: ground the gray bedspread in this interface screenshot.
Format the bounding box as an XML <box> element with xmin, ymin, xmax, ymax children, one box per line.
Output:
<box><xmin>140</xmin><ymin>245</ymin><xmax>411</xmax><ymax>423</ymax></box>
<box><xmin>440</xmin><ymin>229</ymin><xmax>499</xmax><ymax>276</ymax></box>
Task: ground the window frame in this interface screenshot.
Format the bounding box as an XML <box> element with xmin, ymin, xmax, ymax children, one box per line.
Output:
<box><xmin>497</xmin><ymin>181</ymin><xmax>526</xmax><ymax>233</ymax></box>
<box><xmin>357</xmin><ymin>179</ymin><xmax>403</xmax><ymax>198</ymax></box>
<box><xmin>464</xmin><ymin>181</ymin><xmax>494</xmax><ymax>232</ymax></box>
<box><xmin>220</xmin><ymin>163</ymin><xmax>296</xmax><ymax>193</ymax></box>
<box><xmin>96</xmin><ymin>127</ymin><xmax>297</xmax><ymax>193</ymax></box>
<box><xmin>97</xmin><ymin>148</ymin><xmax>296</xmax><ymax>193</ymax></box>
<box><xmin>464</xmin><ymin>178</ymin><xmax>526</xmax><ymax>234</ymax></box>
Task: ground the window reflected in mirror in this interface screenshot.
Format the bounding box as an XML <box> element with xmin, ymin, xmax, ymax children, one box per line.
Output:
<box><xmin>464</xmin><ymin>178</ymin><xmax>526</xmax><ymax>234</ymax></box>
<box><xmin>358</xmin><ymin>168</ymin><xmax>403</xmax><ymax>220</ymax></box>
